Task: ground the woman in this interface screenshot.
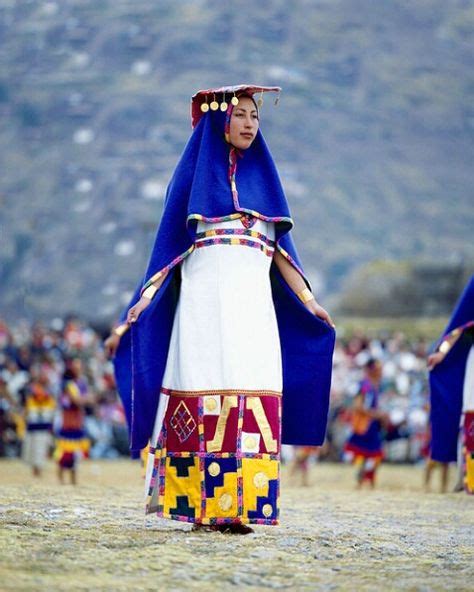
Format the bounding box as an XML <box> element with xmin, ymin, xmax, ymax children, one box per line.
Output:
<box><xmin>428</xmin><ymin>275</ymin><xmax>474</xmax><ymax>494</ymax></box>
<box><xmin>344</xmin><ymin>358</ymin><xmax>386</xmax><ymax>488</ymax></box>
<box><xmin>106</xmin><ymin>85</ymin><xmax>335</xmax><ymax>532</ymax></box>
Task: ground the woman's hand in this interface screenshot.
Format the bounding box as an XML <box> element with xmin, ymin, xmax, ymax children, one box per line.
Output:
<box><xmin>427</xmin><ymin>351</ymin><xmax>446</xmax><ymax>371</ymax></box>
<box><xmin>127</xmin><ymin>296</ymin><xmax>152</xmax><ymax>324</ymax></box>
<box><xmin>104</xmin><ymin>333</ymin><xmax>121</xmax><ymax>358</ymax></box>
<box><xmin>304</xmin><ymin>299</ymin><xmax>335</xmax><ymax>328</ymax></box>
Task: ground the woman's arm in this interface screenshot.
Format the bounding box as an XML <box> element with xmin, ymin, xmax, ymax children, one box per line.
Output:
<box><xmin>104</xmin><ymin>271</ymin><xmax>169</xmax><ymax>358</ymax></box>
<box><xmin>427</xmin><ymin>329</ymin><xmax>462</xmax><ymax>370</ymax></box>
<box><xmin>127</xmin><ymin>270</ymin><xmax>168</xmax><ymax>324</ymax></box>
<box><xmin>273</xmin><ymin>250</ymin><xmax>335</xmax><ymax>327</ymax></box>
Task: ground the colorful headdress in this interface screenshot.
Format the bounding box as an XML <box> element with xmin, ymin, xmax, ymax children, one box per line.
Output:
<box><xmin>191</xmin><ymin>84</ymin><xmax>281</xmax><ymax>128</ymax></box>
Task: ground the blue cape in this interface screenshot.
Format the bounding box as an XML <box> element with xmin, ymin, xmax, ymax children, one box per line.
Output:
<box><xmin>429</xmin><ymin>275</ymin><xmax>474</xmax><ymax>462</ymax></box>
<box><xmin>114</xmin><ymin>108</ymin><xmax>335</xmax><ymax>452</ymax></box>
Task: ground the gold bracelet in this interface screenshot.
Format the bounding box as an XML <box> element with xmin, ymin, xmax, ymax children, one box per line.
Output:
<box><xmin>438</xmin><ymin>340</ymin><xmax>451</xmax><ymax>355</ymax></box>
<box><xmin>113</xmin><ymin>323</ymin><xmax>129</xmax><ymax>337</ymax></box>
<box><xmin>142</xmin><ymin>284</ymin><xmax>158</xmax><ymax>299</ymax></box>
<box><xmin>296</xmin><ymin>287</ymin><xmax>315</xmax><ymax>304</ymax></box>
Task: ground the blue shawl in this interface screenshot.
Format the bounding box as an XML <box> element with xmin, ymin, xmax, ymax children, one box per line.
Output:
<box><xmin>114</xmin><ymin>108</ymin><xmax>335</xmax><ymax>452</ymax></box>
<box><xmin>429</xmin><ymin>275</ymin><xmax>474</xmax><ymax>462</ymax></box>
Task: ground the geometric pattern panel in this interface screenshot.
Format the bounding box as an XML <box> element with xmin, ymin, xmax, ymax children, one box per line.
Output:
<box><xmin>242</xmin><ymin>457</ymin><xmax>279</xmax><ymax>521</ymax></box>
<box><xmin>150</xmin><ymin>392</ymin><xmax>282</xmax><ymax>524</ymax></box>
<box><xmin>163</xmin><ymin>456</ymin><xmax>201</xmax><ymax>519</ymax></box>
<box><xmin>165</xmin><ymin>397</ymin><xmax>200</xmax><ymax>452</ymax></box>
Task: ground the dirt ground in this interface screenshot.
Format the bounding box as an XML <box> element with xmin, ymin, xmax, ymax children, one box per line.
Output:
<box><xmin>0</xmin><ymin>459</ymin><xmax>472</xmax><ymax>591</ymax></box>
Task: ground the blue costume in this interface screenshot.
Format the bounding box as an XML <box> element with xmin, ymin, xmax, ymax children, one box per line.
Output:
<box><xmin>113</xmin><ymin>87</ymin><xmax>336</xmax><ymax>458</ymax></box>
<box><xmin>429</xmin><ymin>275</ymin><xmax>474</xmax><ymax>463</ymax></box>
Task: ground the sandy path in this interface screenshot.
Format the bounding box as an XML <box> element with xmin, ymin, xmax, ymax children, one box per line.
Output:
<box><xmin>0</xmin><ymin>460</ymin><xmax>472</xmax><ymax>591</ymax></box>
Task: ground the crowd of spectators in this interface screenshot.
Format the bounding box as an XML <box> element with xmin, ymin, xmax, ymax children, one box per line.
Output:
<box><xmin>0</xmin><ymin>317</ymin><xmax>128</xmax><ymax>460</ymax></box>
<box><xmin>0</xmin><ymin>318</ymin><xmax>432</xmax><ymax>463</ymax></box>
<box><xmin>328</xmin><ymin>330</ymin><xmax>431</xmax><ymax>463</ymax></box>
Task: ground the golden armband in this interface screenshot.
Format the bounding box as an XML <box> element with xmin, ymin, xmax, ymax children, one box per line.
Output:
<box><xmin>296</xmin><ymin>287</ymin><xmax>315</xmax><ymax>304</ymax></box>
<box><xmin>113</xmin><ymin>323</ymin><xmax>129</xmax><ymax>337</ymax></box>
<box><xmin>142</xmin><ymin>284</ymin><xmax>158</xmax><ymax>300</ymax></box>
<box><xmin>438</xmin><ymin>340</ymin><xmax>451</xmax><ymax>355</ymax></box>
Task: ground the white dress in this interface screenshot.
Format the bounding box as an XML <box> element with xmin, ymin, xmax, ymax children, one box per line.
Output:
<box><xmin>145</xmin><ymin>215</ymin><xmax>283</xmax><ymax>525</ymax></box>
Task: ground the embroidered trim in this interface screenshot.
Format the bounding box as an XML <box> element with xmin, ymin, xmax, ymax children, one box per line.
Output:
<box><xmin>275</xmin><ymin>244</ymin><xmax>305</xmax><ymax>278</ymax></box>
<box><xmin>161</xmin><ymin>451</ymin><xmax>280</xmax><ymax>460</ymax></box>
<box><xmin>194</xmin><ymin>237</ymin><xmax>274</xmax><ymax>257</ymax></box>
<box><xmin>161</xmin><ymin>387</ymin><xmax>282</xmax><ymax>398</ymax></box>
<box><xmin>438</xmin><ymin>320</ymin><xmax>474</xmax><ymax>349</ymax></box>
<box><xmin>158</xmin><ymin>513</ymin><xmax>279</xmax><ymax>526</ymax></box>
<box><xmin>195</xmin><ymin>228</ymin><xmax>275</xmax><ymax>247</ymax></box>
<box><xmin>141</xmin><ymin>244</ymin><xmax>195</xmax><ymax>293</ymax></box>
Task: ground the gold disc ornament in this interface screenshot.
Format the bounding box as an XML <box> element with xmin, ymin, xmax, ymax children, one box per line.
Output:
<box><xmin>200</xmin><ymin>102</ymin><xmax>209</xmax><ymax>113</ymax></box>
<box><xmin>208</xmin><ymin>462</ymin><xmax>221</xmax><ymax>477</ymax></box>
<box><xmin>220</xmin><ymin>101</ymin><xmax>228</xmax><ymax>111</ymax></box>
<box><xmin>210</xmin><ymin>100</ymin><xmax>219</xmax><ymax>111</ymax></box>
<box><xmin>231</xmin><ymin>96</ymin><xmax>239</xmax><ymax>106</ymax></box>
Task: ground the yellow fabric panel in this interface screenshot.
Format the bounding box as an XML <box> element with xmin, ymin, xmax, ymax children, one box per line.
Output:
<box><xmin>241</xmin><ymin>457</ymin><xmax>278</xmax><ymax>518</ymax></box>
<box><xmin>163</xmin><ymin>457</ymin><xmax>201</xmax><ymax>516</ymax></box>
<box><xmin>54</xmin><ymin>438</ymin><xmax>90</xmax><ymax>458</ymax></box>
<box><xmin>205</xmin><ymin>471</ymin><xmax>238</xmax><ymax>519</ymax></box>
<box><xmin>65</xmin><ymin>381</ymin><xmax>82</xmax><ymax>403</ymax></box>
<box><xmin>465</xmin><ymin>453</ymin><xmax>474</xmax><ymax>493</ymax></box>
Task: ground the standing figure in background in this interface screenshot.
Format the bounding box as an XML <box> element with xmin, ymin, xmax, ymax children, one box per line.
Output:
<box><xmin>54</xmin><ymin>358</ymin><xmax>92</xmax><ymax>485</ymax></box>
<box><xmin>22</xmin><ymin>379</ymin><xmax>55</xmax><ymax>477</ymax></box>
<box><xmin>290</xmin><ymin>446</ymin><xmax>321</xmax><ymax>487</ymax></box>
<box><xmin>428</xmin><ymin>275</ymin><xmax>474</xmax><ymax>494</ymax></box>
<box><xmin>344</xmin><ymin>359</ymin><xmax>386</xmax><ymax>488</ymax></box>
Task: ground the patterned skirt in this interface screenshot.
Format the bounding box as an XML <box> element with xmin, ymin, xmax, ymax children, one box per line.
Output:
<box><xmin>463</xmin><ymin>411</ymin><xmax>474</xmax><ymax>494</ymax></box>
<box><xmin>54</xmin><ymin>429</ymin><xmax>90</xmax><ymax>468</ymax></box>
<box><xmin>145</xmin><ymin>217</ymin><xmax>282</xmax><ymax>524</ymax></box>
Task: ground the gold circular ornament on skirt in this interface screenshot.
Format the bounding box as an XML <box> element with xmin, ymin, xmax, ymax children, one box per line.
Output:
<box><xmin>208</xmin><ymin>461</ymin><xmax>220</xmax><ymax>477</ymax></box>
<box><xmin>253</xmin><ymin>471</ymin><xmax>269</xmax><ymax>489</ymax></box>
<box><xmin>231</xmin><ymin>96</ymin><xmax>239</xmax><ymax>106</ymax></box>
<box><xmin>218</xmin><ymin>493</ymin><xmax>233</xmax><ymax>511</ymax></box>
<box><xmin>204</xmin><ymin>397</ymin><xmax>217</xmax><ymax>412</ymax></box>
<box><xmin>220</xmin><ymin>101</ymin><xmax>228</xmax><ymax>111</ymax></box>
<box><xmin>244</xmin><ymin>435</ymin><xmax>257</xmax><ymax>449</ymax></box>
<box><xmin>210</xmin><ymin>101</ymin><xmax>219</xmax><ymax>111</ymax></box>
<box><xmin>200</xmin><ymin>103</ymin><xmax>209</xmax><ymax>113</ymax></box>
<box><xmin>262</xmin><ymin>503</ymin><xmax>273</xmax><ymax>518</ymax></box>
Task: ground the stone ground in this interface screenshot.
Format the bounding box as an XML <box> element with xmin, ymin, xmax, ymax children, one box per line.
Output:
<box><xmin>0</xmin><ymin>460</ymin><xmax>472</xmax><ymax>591</ymax></box>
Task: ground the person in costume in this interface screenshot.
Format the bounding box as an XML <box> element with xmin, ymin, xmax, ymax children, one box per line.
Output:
<box><xmin>105</xmin><ymin>85</ymin><xmax>336</xmax><ymax>533</ymax></box>
<box><xmin>344</xmin><ymin>358</ymin><xmax>387</xmax><ymax>488</ymax></box>
<box><xmin>427</xmin><ymin>275</ymin><xmax>474</xmax><ymax>494</ymax></box>
<box><xmin>22</xmin><ymin>379</ymin><xmax>56</xmax><ymax>477</ymax></box>
<box><xmin>289</xmin><ymin>446</ymin><xmax>321</xmax><ymax>487</ymax></box>
<box><xmin>54</xmin><ymin>358</ymin><xmax>91</xmax><ymax>484</ymax></box>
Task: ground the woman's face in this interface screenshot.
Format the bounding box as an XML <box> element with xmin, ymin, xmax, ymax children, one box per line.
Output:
<box><xmin>228</xmin><ymin>96</ymin><xmax>259</xmax><ymax>150</ymax></box>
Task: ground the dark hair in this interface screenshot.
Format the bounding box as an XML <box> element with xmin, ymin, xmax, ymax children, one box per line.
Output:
<box><xmin>364</xmin><ymin>357</ymin><xmax>379</xmax><ymax>370</ymax></box>
<box><xmin>235</xmin><ymin>93</ymin><xmax>259</xmax><ymax>116</ymax></box>
<box><xmin>63</xmin><ymin>357</ymin><xmax>79</xmax><ymax>380</ymax></box>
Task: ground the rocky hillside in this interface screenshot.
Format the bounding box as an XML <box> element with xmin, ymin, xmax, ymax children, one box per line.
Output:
<box><xmin>0</xmin><ymin>0</ymin><xmax>473</xmax><ymax>322</ymax></box>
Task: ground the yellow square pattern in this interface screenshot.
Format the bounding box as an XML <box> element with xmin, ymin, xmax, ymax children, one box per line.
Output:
<box><xmin>163</xmin><ymin>456</ymin><xmax>201</xmax><ymax>516</ymax></box>
<box><xmin>241</xmin><ymin>457</ymin><xmax>278</xmax><ymax>519</ymax></box>
<box><xmin>465</xmin><ymin>453</ymin><xmax>474</xmax><ymax>493</ymax></box>
<box><xmin>205</xmin><ymin>471</ymin><xmax>238</xmax><ymax>518</ymax></box>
